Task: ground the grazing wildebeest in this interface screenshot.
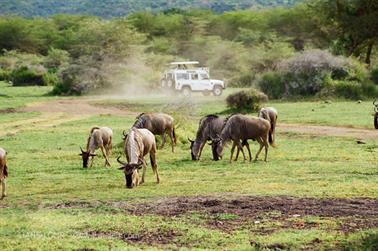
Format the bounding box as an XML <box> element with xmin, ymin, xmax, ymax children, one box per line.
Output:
<box><xmin>189</xmin><ymin>114</ymin><xmax>252</xmax><ymax>161</ymax></box>
<box><xmin>118</xmin><ymin>128</ymin><xmax>159</xmax><ymax>189</ymax></box>
<box><xmin>258</xmin><ymin>107</ymin><xmax>278</xmax><ymax>146</ymax></box>
<box><xmin>0</xmin><ymin>148</ymin><xmax>8</xmax><ymax>199</ymax></box>
<box><xmin>188</xmin><ymin>115</ymin><xmax>225</xmax><ymax>161</ymax></box>
<box><xmin>212</xmin><ymin>114</ymin><xmax>274</xmax><ymax>162</ymax></box>
<box><xmin>133</xmin><ymin>113</ymin><xmax>176</xmax><ymax>152</ymax></box>
<box><xmin>79</xmin><ymin>127</ymin><xmax>113</xmax><ymax>168</ymax></box>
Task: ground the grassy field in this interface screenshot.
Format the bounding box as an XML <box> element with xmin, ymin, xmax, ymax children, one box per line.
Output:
<box><xmin>0</xmin><ymin>83</ymin><xmax>377</xmax><ymax>250</ymax></box>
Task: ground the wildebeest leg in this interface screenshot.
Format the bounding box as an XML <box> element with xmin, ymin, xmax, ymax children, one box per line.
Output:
<box><xmin>150</xmin><ymin>152</ymin><xmax>160</xmax><ymax>183</ymax></box>
<box><xmin>255</xmin><ymin>137</ymin><xmax>264</xmax><ymax>161</ymax></box>
<box><xmin>160</xmin><ymin>133</ymin><xmax>166</xmax><ymax>149</ymax></box>
<box><xmin>229</xmin><ymin>141</ymin><xmax>237</xmax><ymax>163</ymax></box>
<box><xmin>234</xmin><ymin>144</ymin><xmax>240</xmax><ymax>161</ymax></box>
<box><xmin>140</xmin><ymin>162</ymin><xmax>147</xmax><ymax>184</ymax></box>
<box><xmin>198</xmin><ymin>142</ymin><xmax>206</xmax><ymax>159</ymax></box>
<box><xmin>169</xmin><ymin>129</ymin><xmax>175</xmax><ymax>153</ymax></box>
<box><xmin>100</xmin><ymin>146</ymin><xmax>111</xmax><ymax>167</ymax></box>
<box><xmin>89</xmin><ymin>156</ymin><xmax>95</xmax><ymax>167</ymax></box>
<box><xmin>107</xmin><ymin>137</ymin><xmax>113</xmax><ymax>156</ymax></box>
<box><xmin>262</xmin><ymin>134</ymin><xmax>269</xmax><ymax>162</ymax></box>
<box><xmin>245</xmin><ymin>142</ymin><xmax>252</xmax><ymax>162</ymax></box>
<box><xmin>236</xmin><ymin>141</ymin><xmax>246</xmax><ymax>161</ymax></box>
<box><xmin>0</xmin><ymin>178</ymin><xmax>6</xmax><ymax>199</ymax></box>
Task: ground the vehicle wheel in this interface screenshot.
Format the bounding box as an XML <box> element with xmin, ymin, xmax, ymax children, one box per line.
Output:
<box><xmin>182</xmin><ymin>87</ymin><xmax>191</xmax><ymax>97</ymax></box>
<box><xmin>167</xmin><ymin>79</ymin><xmax>174</xmax><ymax>88</ymax></box>
<box><xmin>161</xmin><ymin>79</ymin><xmax>166</xmax><ymax>88</ymax></box>
<box><xmin>202</xmin><ymin>91</ymin><xmax>211</xmax><ymax>96</ymax></box>
<box><xmin>213</xmin><ymin>86</ymin><xmax>222</xmax><ymax>96</ymax></box>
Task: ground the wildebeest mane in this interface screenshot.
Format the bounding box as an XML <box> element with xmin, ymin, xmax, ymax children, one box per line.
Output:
<box><xmin>196</xmin><ymin>114</ymin><xmax>219</xmax><ymax>139</ymax></box>
<box><xmin>133</xmin><ymin>116</ymin><xmax>147</xmax><ymax>129</ymax></box>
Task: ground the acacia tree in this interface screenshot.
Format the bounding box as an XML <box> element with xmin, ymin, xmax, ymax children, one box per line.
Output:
<box><xmin>316</xmin><ymin>0</ymin><xmax>378</xmax><ymax>65</ymax></box>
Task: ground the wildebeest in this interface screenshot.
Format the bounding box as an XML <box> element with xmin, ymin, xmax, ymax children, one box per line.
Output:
<box><xmin>212</xmin><ymin>114</ymin><xmax>274</xmax><ymax>162</ymax></box>
<box><xmin>133</xmin><ymin>113</ymin><xmax>176</xmax><ymax>152</ymax></box>
<box><xmin>79</xmin><ymin>127</ymin><xmax>113</xmax><ymax>168</ymax></box>
<box><xmin>0</xmin><ymin>148</ymin><xmax>8</xmax><ymax>199</ymax></box>
<box><xmin>188</xmin><ymin>115</ymin><xmax>225</xmax><ymax>161</ymax></box>
<box><xmin>118</xmin><ymin>128</ymin><xmax>160</xmax><ymax>189</ymax></box>
<box><xmin>189</xmin><ymin>114</ymin><xmax>252</xmax><ymax>161</ymax></box>
<box><xmin>258</xmin><ymin>107</ymin><xmax>278</xmax><ymax>146</ymax></box>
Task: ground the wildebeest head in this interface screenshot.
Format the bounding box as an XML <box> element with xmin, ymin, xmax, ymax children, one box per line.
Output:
<box><xmin>188</xmin><ymin>137</ymin><xmax>201</xmax><ymax>160</ymax></box>
<box><xmin>117</xmin><ymin>157</ymin><xmax>143</xmax><ymax>189</ymax></box>
<box><xmin>210</xmin><ymin>136</ymin><xmax>224</xmax><ymax>161</ymax></box>
<box><xmin>79</xmin><ymin>147</ymin><xmax>96</xmax><ymax>168</ymax></box>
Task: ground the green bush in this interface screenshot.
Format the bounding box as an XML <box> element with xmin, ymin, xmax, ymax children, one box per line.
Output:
<box><xmin>333</xmin><ymin>81</ymin><xmax>363</xmax><ymax>100</ymax></box>
<box><xmin>371</xmin><ymin>67</ymin><xmax>378</xmax><ymax>85</ymax></box>
<box><xmin>0</xmin><ymin>68</ymin><xmax>10</xmax><ymax>81</ymax></box>
<box><xmin>42</xmin><ymin>72</ymin><xmax>59</xmax><ymax>86</ymax></box>
<box><xmin>10</xmin><ymin>66</ymin><xmax>45</xmax><ymax>86</ymax></box>
<box><xmin>258</xmin><ymin>71</ymin><xmax>285</xmax><ymax>99</ymax></box>
<box><xmin>226</xmin><ymin>88</ymin><xmax>268</xmax><ymax>112</ymax></box>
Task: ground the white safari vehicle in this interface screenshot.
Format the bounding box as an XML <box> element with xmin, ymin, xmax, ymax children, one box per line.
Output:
<box><xmin>161</xmin><ymin>61</ymin><xmax>225</xmax><ymax>96</ymax></box>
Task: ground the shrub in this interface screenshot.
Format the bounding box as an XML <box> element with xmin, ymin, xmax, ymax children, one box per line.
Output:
<box><xmin>10</xmin><ymin>66</ymin><xmax>45</xmax><ymax>86</ymax></box>
<box><xmin>371</xmin><ymin>67</ymin><xmax>378</xmax><ymax>85</ymax></box>
<box><xmin>333</xmin><ymin>81</ymin><xmax>363</xmax><ymax>100</ymax></box>
<box><xmin>226</xmin><ymin>88</ymin><xmax>268</xmax><ymax>112</ymax></box>
<box><xmin>258</xmin><ymin>71</ymin><xmax>285</xmax><ymax>99</ymax></box>
<box><xmin>0</xmin><ymin>68</ymin><xmax>10</xmax><ymax>81</ymax></box>
<box><xmin>258</xmin><ymin>50</ymin><xmax>371</xmax><ymax>99</ymax></box>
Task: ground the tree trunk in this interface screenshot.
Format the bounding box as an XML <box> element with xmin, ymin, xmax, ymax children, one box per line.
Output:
<box><xmin>365</xmin><ymin>40</ymin><xmax>374</xmax><ymax>66</ymax></box>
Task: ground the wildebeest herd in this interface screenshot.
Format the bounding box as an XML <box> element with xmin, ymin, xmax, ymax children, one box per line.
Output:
<box><xmin>0</xmin><ymin>108</ymin><xmax>277</xmax><ymax>196</ymax></box>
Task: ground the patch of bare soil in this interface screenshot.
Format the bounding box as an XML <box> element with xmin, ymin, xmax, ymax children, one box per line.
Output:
<box><xmin>278</xmin><ymin>123</ymin><xmax>377</xmax><ymax>140</ymax></box>
<box><xmin>123</xmin><ymin>196</ymin><xmax>378</xmax><ymax>233</ymax></box>
<box><xmin>0</xmin><ymin>108</ymin><xmax>17</xmax><ymax>114</ymax></box>
<box><xmin>86</xmin><ymin>229</ymin><xmax>182</xmax><ymax>246</ymax></box>
<box><xmin>50</xmin><ymin>196</ymin><xmax>378</xmax><ymax>237</ymax></box>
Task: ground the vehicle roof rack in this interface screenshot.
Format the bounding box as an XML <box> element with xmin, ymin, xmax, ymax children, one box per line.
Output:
<box><xmin>170</xmin><ymin>61</ymin><xmax>199</xmax><ymax>65</ymax></box>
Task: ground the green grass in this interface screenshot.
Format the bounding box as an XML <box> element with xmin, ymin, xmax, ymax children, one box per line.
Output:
<box><xmin>0</xmin><ymin>86</ymin><xmax>377</xmax><ymax>250</ymax></box>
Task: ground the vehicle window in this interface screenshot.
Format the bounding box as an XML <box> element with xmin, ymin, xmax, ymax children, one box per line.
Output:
<box><xmin>191</xmin><ymin>73</ymin><xmax>199</xmax><ymax>80</ymax></box>
<box><xmin>200</xmin><ymin>73</ymin><xmax>209</xmax><ymax>80</ymax></box>
<box><xmin>177</xmin><ymin>73</ymin><xmax>189</xmax><ymax>80</ymax></box>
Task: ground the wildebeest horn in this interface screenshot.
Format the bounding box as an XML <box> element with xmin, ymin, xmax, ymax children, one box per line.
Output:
<box><xmin>374</xmin><ymin>99</ymin><xmax>377</xmax><ymax>105</ymax></box>
<box><xmin>122</xmin><ymin>130</ymin><xmax>128</xmax><ymax>139</ymax></box>
<box><xmin>188</xmin><ymin>137</ymin><xmax>194</xmax><ymax>143</ymax></box>
<box><xmin>80</xmin><ymin>147</ymin><xmax>85</xmax><ymax>153</ymax></box>
<box><xmin>117</xmin><ymin>156</ymin><xmax>127</xmax><ymax>165</ymax></box>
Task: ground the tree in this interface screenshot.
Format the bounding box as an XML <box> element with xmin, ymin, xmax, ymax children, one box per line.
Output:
<box><xmin>315</xmin><ymin>0</ymin><xmax>378</xmax><ymax>65</ymax></box>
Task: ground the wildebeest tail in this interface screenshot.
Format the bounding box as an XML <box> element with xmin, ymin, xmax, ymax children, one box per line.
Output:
<box><xmin>268</xmin><ymin>130</ymin><xmax>276</xmax><ymax>147</ymax></box>
<box><xmin>173</xmin><ymin>127</ymin><xmax>177</xmax><ymax>144</ymax></box>
<box><xmin>150</xmin><ymin>155</ymin><xmax>157</xmax><ymax>174</ymax></box>
<box><xmin>3</xmin><ymin>164</ymin><xmax>8</xmax><ymax>177</ymax></box>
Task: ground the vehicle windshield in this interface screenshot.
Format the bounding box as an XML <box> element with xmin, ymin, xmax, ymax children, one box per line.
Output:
<box><xmin>200</xmin><ymin>73</ymin><xmax>209</xmax><ymax>80</ymax></box>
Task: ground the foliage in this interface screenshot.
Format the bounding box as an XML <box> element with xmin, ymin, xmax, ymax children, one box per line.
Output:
<box><xmin>258</xmin><ymin>71</ymin><xmax>285</xmax><ymax>99</ymax></box>
<box><xmin>313</xmin><ymin>0</ymin><xmax>378</xmax><ymax>65</ymax></box>
<box><xmin>258</xmin><ymin>49</ymin><xmax>373</xmax><ymax>99</ymax></box>
<box><xmin>0</xmin><ymin>0</ymin><xmax>304</xmax><ymax>18</ymax></box>
<box><xmin>371</xmin><ymin>67</ymin><xmax>378</xmax><ymax>85</ymax></box>
<box><xmin>226</xmin><ymin>88</ymin><xmax>268</xmax><ymax>111</ymax></box>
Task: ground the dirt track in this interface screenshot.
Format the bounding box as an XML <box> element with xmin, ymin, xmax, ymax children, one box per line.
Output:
<box><xmin>279</xmin><ymin>123</ymin><xmax>377</xmax><ymax>140</ymax></box>
<box><xmin>0</xmin><ymin>99</ymin><xmax>376</xmax><ymax>140</ymax></box>
<box><xmin>17</xmin><ymin>99</ymin><xmax>378</xmax><ymax>140</ymax></box>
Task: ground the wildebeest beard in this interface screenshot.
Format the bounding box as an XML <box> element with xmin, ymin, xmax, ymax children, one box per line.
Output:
<box><xmin>125</xmin><ymin>172</ymin><xmax>133</xmax><ymax>188</ymax></box>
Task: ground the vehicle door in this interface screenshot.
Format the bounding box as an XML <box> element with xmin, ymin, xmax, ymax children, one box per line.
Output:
<box><xmin>175</xmin><ymin>71</ymin><xmax>191</xmax><ymax>90</ymax></box>
<box><xmin>197</xmin><ymin>72</ymin><xmax>212</xmax><ymax>91</ymax></box>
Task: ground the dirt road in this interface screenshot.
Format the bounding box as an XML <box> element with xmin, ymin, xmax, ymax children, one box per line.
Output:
<box><xmin>1</xmin><ymin>99</ymin><xmax>377</xmax><ymax>140</ymax></box>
